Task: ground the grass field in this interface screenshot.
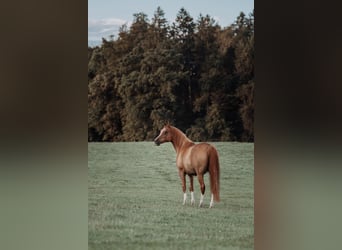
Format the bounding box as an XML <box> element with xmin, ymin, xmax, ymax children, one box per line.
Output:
<box><xmin>88</xmin><ymin>142</ymin><xmax>254</xmax><ymax>250</ymax></box>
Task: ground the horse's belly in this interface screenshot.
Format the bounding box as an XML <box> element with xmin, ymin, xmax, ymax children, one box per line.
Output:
<box><xmin>177</xmin><ymin>150</ymin><xmax>195</xmax><ymax>174</ymax></box>
<box><xmin>177</xmin><ymin>144</ymin><xmax>209</xmax><ymax>175</ymax></box>
<box><xmin>185</xmin><ymin>160</ymin><xmax>208</xmax><ymax>175</ymax></box>
<box><xmin>184</xmin><ymin>163</ymin><xmax>197</xmax><ymax>175</ymax></box>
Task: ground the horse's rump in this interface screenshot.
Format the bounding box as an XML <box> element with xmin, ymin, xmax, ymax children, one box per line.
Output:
<box><xmin>189</xmin><ymin>143</ymin><xmax>220</xmax><ymax>201</ymax></box>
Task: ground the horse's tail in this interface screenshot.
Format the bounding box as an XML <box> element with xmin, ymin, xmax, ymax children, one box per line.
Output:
<box><xmin>208</xmin><ymin>146</ymin><xmax>220</xmax><ymax>202</ymax></box>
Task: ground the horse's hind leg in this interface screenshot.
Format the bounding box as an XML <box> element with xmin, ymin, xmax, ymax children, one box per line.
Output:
<box><xmin>209</xmin><ymin>194</ymin><xmax>214</xmax><ymax>208</ymax></box>
<box><xmin>189</xmin><ymin>175</ymin><xmax>195</xmax><ymax>205</ymax></box>
<box><xmin>197</xmin><ymin>174</ymin><xmax>205</xmax><ymax>207</ymax></box>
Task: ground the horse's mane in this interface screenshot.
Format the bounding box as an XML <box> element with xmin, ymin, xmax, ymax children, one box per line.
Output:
<box><xmin>170</xmin><ymin>126</ymin><xmax>191</xmax><ymax>140</ymax></box>
<box><xmin>169</xmin><ymin>125</ymin><xmax>194</xmax><ymax>151</ymax></box>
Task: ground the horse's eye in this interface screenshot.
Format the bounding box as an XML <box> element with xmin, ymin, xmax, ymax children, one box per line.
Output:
<box><xmin>164</xmin><ymin>131</ymin><xmax>168</xmax><ymax>135</ymax></box>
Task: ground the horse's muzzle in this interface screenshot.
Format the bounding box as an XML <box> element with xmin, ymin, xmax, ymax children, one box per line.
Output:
<box><xmin>154</xmin><ymin>139</ymin><xmax>160</xmax><ymax>146</ymax></box>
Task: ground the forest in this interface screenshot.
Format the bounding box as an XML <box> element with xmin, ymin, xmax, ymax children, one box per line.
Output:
<box><xmin>88</xmin><ymin>7</ymin><xmax>254</xmax><ymax>142</ymax></box>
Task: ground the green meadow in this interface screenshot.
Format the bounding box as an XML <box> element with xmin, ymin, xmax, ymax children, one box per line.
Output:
<box><xmin>88</xmin><ymin>142</ymin><xmax>254</xmax><ymax>249</ymax></box>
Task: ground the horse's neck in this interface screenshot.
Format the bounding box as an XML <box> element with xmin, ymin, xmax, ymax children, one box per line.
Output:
<box><xmin>171</xmin><ymin>127</ymin><xmax>194</xmax><ymax>154</ymax></box>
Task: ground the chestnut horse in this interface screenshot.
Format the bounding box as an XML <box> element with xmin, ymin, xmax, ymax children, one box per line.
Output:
<box><xmin>154</xmin><ymin>125</ymin><xmax>220</xmax><ymax>208</ymax></box>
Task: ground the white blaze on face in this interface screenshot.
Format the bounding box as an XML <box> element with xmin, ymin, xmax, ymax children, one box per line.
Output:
<box><xmin>162</xmin><ymin>127</ymin><xmax>168</xmax><ymax>135</ymax></box>
<box><xmin>155</xmin><ymin>127</ymin><xmax>166</xmax><ymax>145</ymax></box>
<box><xmin>156</xmin><ymin>128</ymin><xmax>166</xmax><ymax>140</ymax></box>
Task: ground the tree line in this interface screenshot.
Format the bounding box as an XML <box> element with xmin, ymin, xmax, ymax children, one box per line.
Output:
<box><xmin>88</xmin><ymin>7</ymin><xmax>254</xmax><ymax>142</ymax></box>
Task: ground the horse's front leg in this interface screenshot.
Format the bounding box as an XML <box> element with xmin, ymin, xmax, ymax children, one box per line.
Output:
<box><xmin>189</xmin><ymin>175</ymin><xmax>195</xmax><ymax>205</ymax></box>
<box><xmin>179</xmin><ymin>170</ymin><xmax>186</xmax><ymax>205</ymax></box>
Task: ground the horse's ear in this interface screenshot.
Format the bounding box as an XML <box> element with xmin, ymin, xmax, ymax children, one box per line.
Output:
<box><xmin>165</xmin><ymin>121</ymin><xmax>171</xmax><ymax>128</ymax></box>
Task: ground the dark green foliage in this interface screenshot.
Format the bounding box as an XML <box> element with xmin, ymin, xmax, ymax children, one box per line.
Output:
<box><xmin>88</xmin><ymin>7</ymin><xmax>254</xmax><ymax>142</ymax></box>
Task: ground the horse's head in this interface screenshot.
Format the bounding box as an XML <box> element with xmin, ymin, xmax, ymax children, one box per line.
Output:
<box><xmin>154</xmin><ymin>125</ymin><xmax>172</xmax><ymax>146</ymax></box>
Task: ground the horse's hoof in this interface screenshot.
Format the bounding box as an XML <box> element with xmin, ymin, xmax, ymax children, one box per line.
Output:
<box><xmin>209</xmin><ymin>200</ymin><xmax>214</xmax><ymax>208</ymax></box>
<box><xmin>191</xmin><ymin>200</ymin><xmax>195</xmax><ymax>206</ymax></box>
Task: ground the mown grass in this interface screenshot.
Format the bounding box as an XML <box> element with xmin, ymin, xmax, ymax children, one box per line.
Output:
<box><xmin>88</xmin><ymin>142</ymin><xmax>254</xmax><ymax>249</ymax></box>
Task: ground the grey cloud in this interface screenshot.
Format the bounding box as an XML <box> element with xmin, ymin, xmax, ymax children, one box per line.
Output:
<box><xmin>88</xmin><ymin>18</ymin><xmax>128</xmax><ymax>42</ymax></box>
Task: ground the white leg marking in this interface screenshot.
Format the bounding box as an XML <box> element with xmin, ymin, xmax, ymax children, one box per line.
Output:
<box><xmin>209</xmin><ymin>194</ymin><xmax>214</xmax><ymax>208</ymax></box>
<box><xmin>190</xmin><ymin>191</ymin><xmax>195</xmax><ymax>205</ymax></box>
<box><xmin>183</xmin><ymin>192</ymin><xmax>187</xmax><ymax>205</ymax></box>
<box><xmin>199</xmin><ymin>193</ymin><xmax>204</xmax><ymax>207</ymax></box>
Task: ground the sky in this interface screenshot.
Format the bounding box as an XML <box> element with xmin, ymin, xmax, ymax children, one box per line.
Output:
<box><xmin>88</xmin><ymin>0</ymin><xmax>254</xmax><ymax>45</ymax></box>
